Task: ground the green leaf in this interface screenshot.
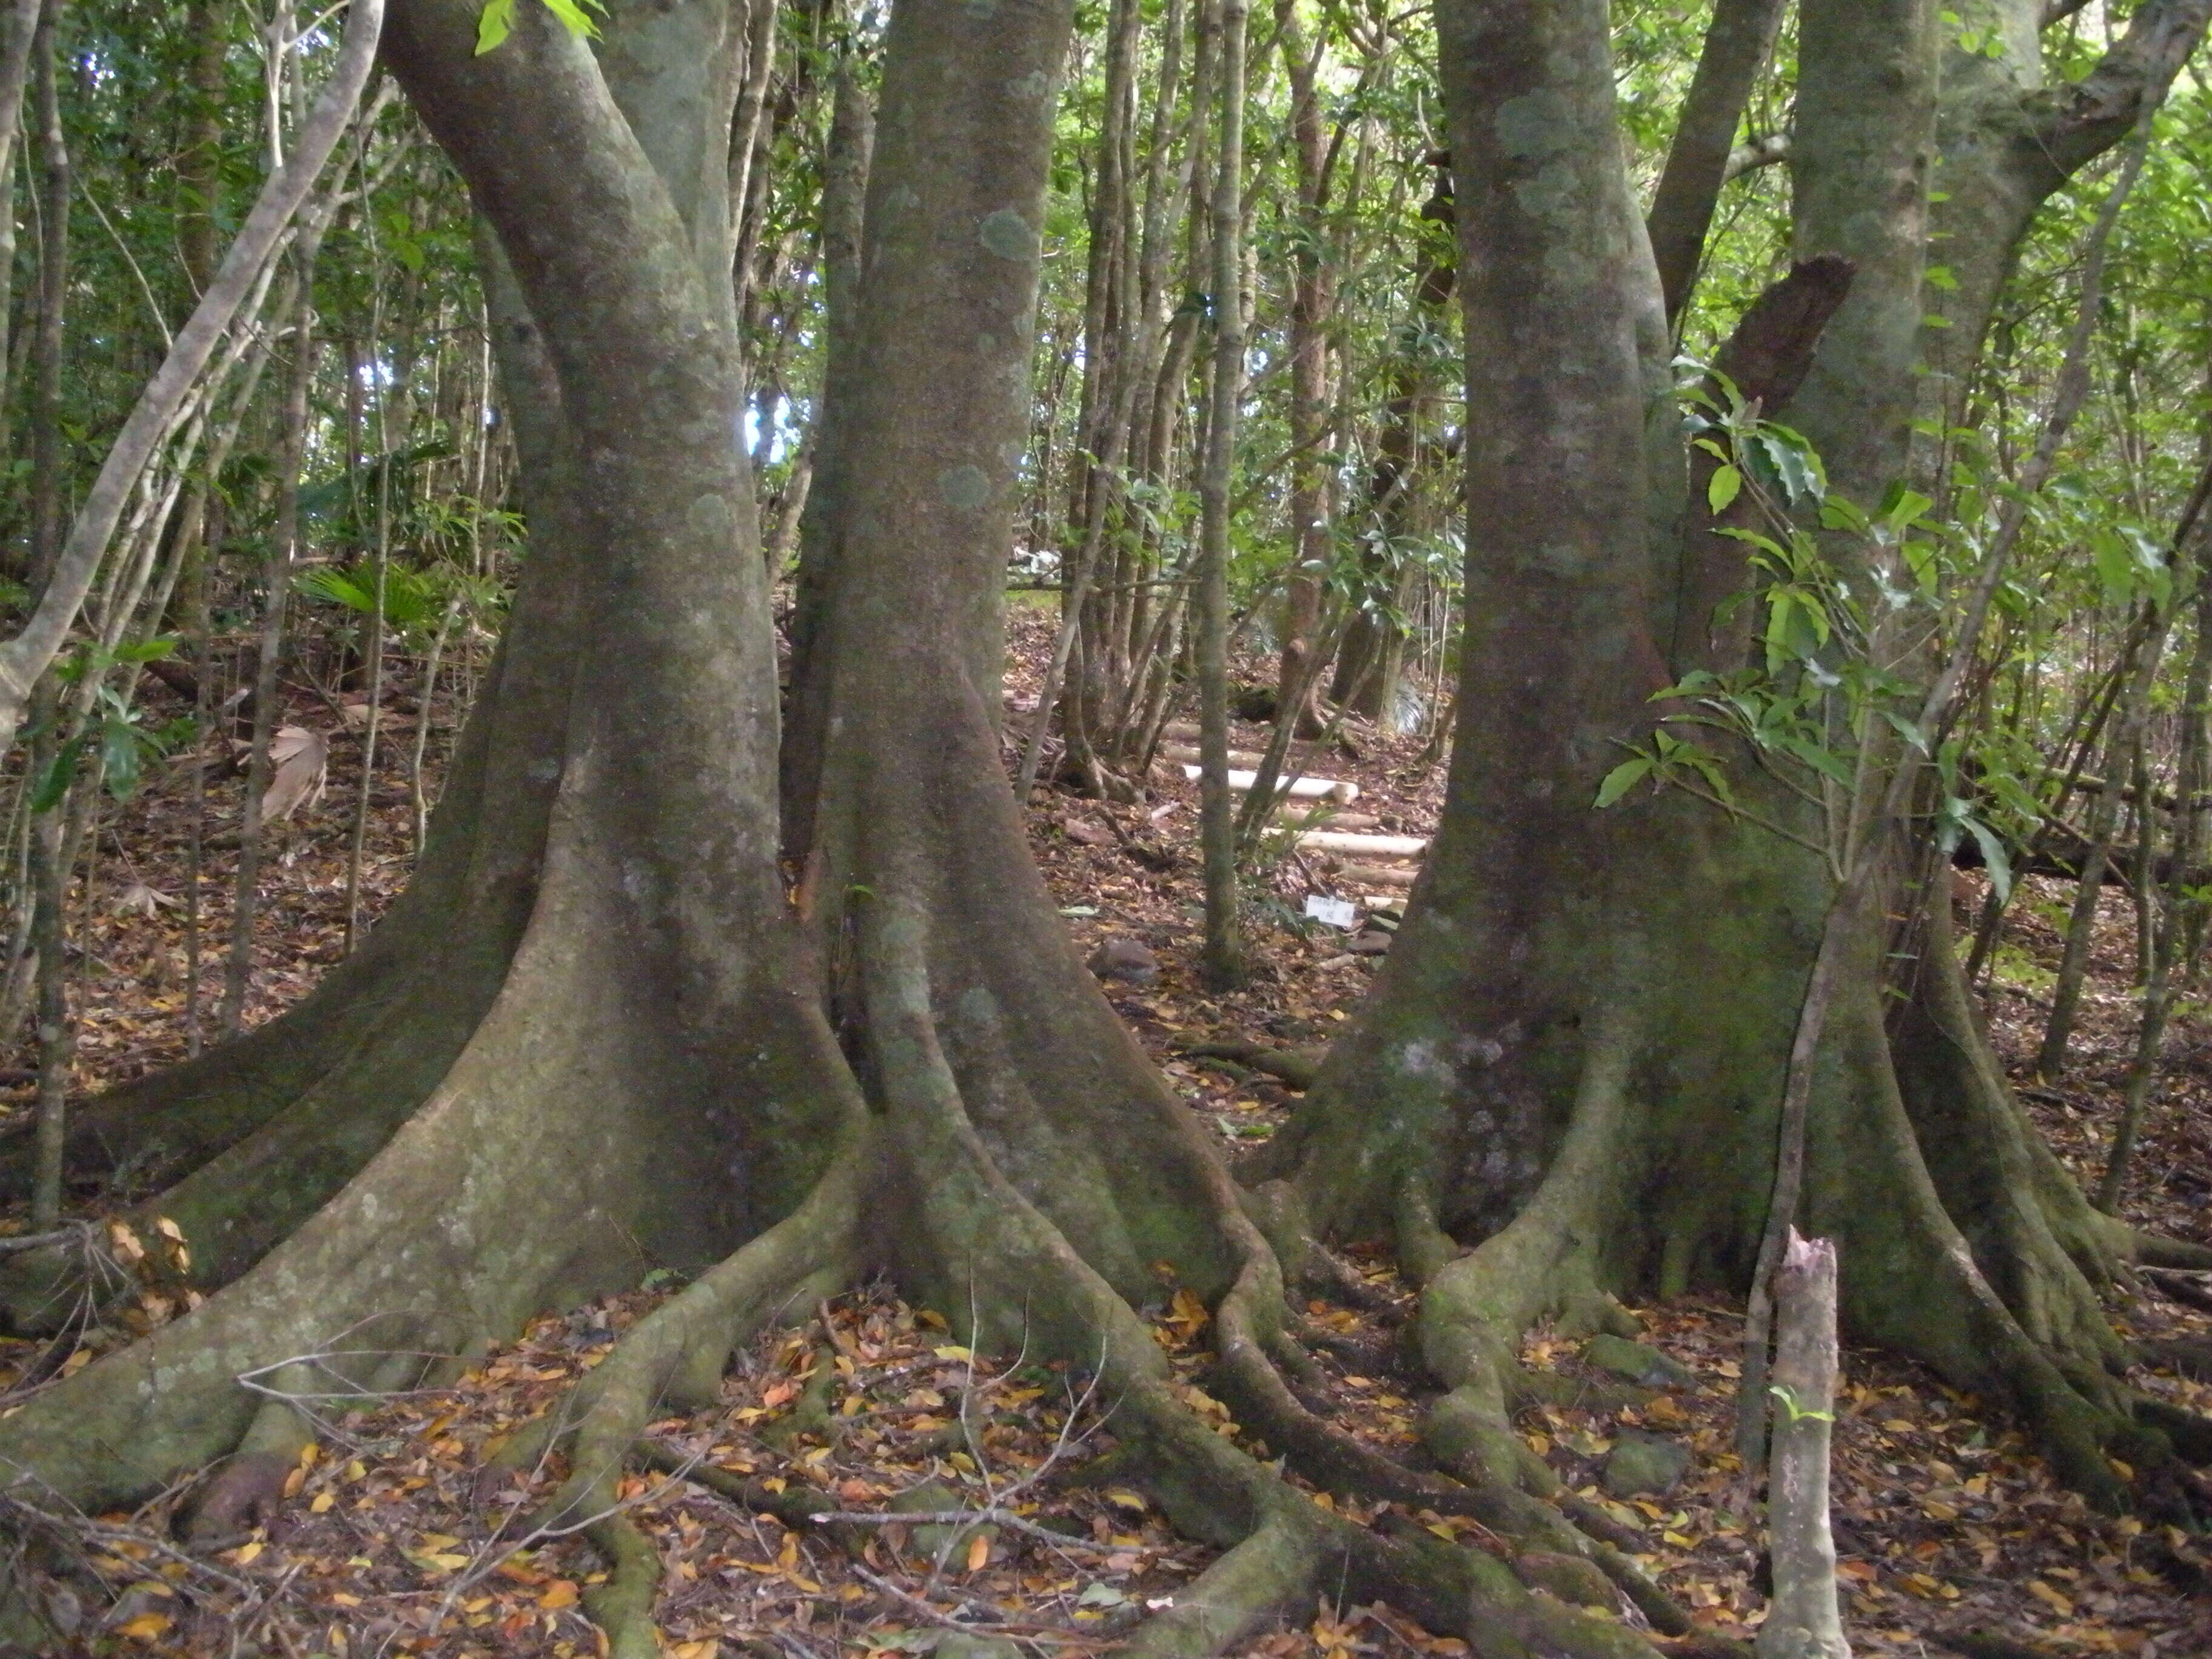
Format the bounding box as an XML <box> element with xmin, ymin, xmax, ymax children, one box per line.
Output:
<box><xmin>2091</xmin><ymin>529</ymin><xmax>2134</xmax><ymax>606</ymax></box>
<box><xmin>538</xmin><ymin>0</ymin><xmax>608</xmax><ymax>38</ymax></box>
<box><xmin>1774</xmin><ymin>734</ymin><xmax>1855</xmax><ymax>788</ymax></box>
<box><xmin>1752</xmin><ymin>425</ymin><xmax>1825</xmax><ymax>505</ymax></box>
<box><xmin>1708</xmin><ymin>464</ymin><xmax>1742</xmax><ymax>514</ymax></box>
<box><xmin>1760</xmin><ymin>588</ymin><xmax>1796</xmax><ymax>677</ymax></box>
<box><xmin>297</xmin><ymin>566</ymin><xmax>376</xmax><ymax>613</ymax></box>
<box><xmin>30</xmin><ymin>740</ymin><xmax>82</xmax><ymax>813</ymax></box>
<box><xmin>1965</xmin><ymin>819</ymin><xmax>2012</xmax><ymax>903</ymax></box>
<box><xmin>1595</xmin><ymin>756</ymin><xmax>1654</xmax><ymax>809</ymax></box>
<box><xmin>475</xmin><ymin>0</ymin><xmax>515</xmax><ymax>52</ymax></box>
<box><xmin>99</xmin><ymin>718</ymin><xmax>142</xmax><ymax>800</ymax></box>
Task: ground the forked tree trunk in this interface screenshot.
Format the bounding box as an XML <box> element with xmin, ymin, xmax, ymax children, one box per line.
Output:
<box><xmin>1259</xmin><ymin>0</ymin><xmax>2212</xmax><ymax>1526</ymax></box>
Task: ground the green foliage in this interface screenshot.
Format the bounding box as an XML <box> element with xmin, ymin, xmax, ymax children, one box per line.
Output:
<box><xmin>477</xmin><ymin>0</ymin><xmax>607</xmax><ymax>55</ymax></box>
<box><xmin>35</xmin><ymin>640</ymin><xmax>192</xmax><ymax>809</ymax></box>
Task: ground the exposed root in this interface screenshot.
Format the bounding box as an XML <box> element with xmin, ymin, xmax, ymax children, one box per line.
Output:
<box><xmin>2133</xmin><ymin>1234</ymin><xmax>2212</xmax><ymax>1272</ymax></box>
<box><xmin>1178</xmin><ymin>1039</ymin><xmax>1322</xmax><ymax>1093</ymax></box>
<box><xmin>1113</xmin><ymin>1507</ymin><xmax>1326</xmax><ymax>1659</ymax></box>
<box><xmin>631</xmin><ymin>1433</ymin><xmax>860</xmax><ymax>1548</ymax></box>
<box><xmin>2129</xmin><ymin>1391</ymin><xmax>2212</xmax><ymax>1464</ymax></box>
<box><xmin>178</xmin><ymin>1364</ymin><xmax>320</xmax><ymax>1543</ymax></box>
<box><xmin>512</xmin><ymin>1122</ymin><xmax>868</xmax><ymax>1658</ymax></box>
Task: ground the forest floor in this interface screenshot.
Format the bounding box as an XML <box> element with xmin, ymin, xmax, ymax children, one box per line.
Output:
<box><xmin>0</xmin><ymin>608</ymin><xmax>2207</xmax><ymax>1659</ymax></box>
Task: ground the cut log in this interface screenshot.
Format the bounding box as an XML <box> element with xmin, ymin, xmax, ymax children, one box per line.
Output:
<box><xmin>1296</xmin><ymin>830</ymin><xmax>1427</xmax><ymax>857</ymax></box>
<box><xmin>1276</xmin><ymin>809</ymin><xmax>1379</xmax><ymax>831</ymax></box>
<box><xmin>1179</xmin><ymin>764</ymin><xmax>1358</xmax><ymax>804</ymax></box>
<box><xmin>1336</xmin><ymin>862</ymin><xmax>1418</xmax><ymax>888</ymax></box>
<box><xmin>1161</xmin><ymin>741</ymin><xmax>1273</xmax><ymax>769</ymax></box>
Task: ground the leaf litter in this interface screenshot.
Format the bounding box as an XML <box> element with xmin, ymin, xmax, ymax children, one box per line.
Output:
<box><xmin>0</xmin><ymin>618</ymin><xmax>2207</xmax><ymax>1656</ymax></box>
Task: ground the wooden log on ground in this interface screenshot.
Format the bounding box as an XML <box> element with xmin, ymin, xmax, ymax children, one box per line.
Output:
<box><xmin>1296</xmin><ymin>830</ymin><xmax>1427</xmax><ymax>857</ymax></box>
<box><xmin>1179</xmin><ymin>764</ymin><xmax>1358</xmax><ymax>803</ymax></box>
<box><xmin>1161</xmin><ymin>741</ymin><xmax>1274</xmax><ymax>769</ymax></box>
<box><xmin>1336</xmin><ymin>862</ymin><xmax>1418</xmax><ymax>887</ymax></box>
<box><xmin>1276</xmin><ymin>809</ymin><xmax>1379</xmax><ymax>831</ymax></box>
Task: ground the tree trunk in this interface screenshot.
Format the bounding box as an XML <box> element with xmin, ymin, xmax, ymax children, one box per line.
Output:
<box><xmin>1271</xmin><ymin>0</ymin><xmax>1334</xmax><ymax>739</ymax></box>
<box><xmin>1644</xmin><ymin>0</ymin><xmax>1788</xmax><ymax>326</ymax></box>
<box><xmin>1330</xmin><ymin>156</ymin><xmax>1453</xmax><ymax>726</ymax></box>
<box><xmin>1757</xmin><ymin>1233</ymin><xmax>1851</xmax><ymax>1659</ymax></box>
<box><xmin>1195</xmin><ymin>0</ymin><xmax>1247</xmax><ymax>987</ymax></box>
<box><xmin>1261</xmin><ymin>0</ymin><xmax>2208</xmax><ymax>1540</ymax></box>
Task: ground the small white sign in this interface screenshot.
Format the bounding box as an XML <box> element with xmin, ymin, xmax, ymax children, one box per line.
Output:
<box><xmin>1304</xmin><ymin>894</ymin><xmax>1359</xmax><ymax>930</ymax></box>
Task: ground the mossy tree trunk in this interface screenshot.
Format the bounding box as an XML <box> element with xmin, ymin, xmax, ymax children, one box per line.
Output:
<box><xmin>1265</xmin><ymin>0</ymin><xmax>2212</xmax><ymax>1524</ymax></box>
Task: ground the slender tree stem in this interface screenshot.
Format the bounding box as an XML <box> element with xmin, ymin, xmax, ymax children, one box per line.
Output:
<box><xmin>1196</xmin><ymin>0</ymin><xmax>1246</xmax><ymax>989</ymax></box>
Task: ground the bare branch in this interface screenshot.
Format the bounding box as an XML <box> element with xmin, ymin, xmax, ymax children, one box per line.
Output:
<box><xmin>2034</xmin><ymin>0</ymin><xmax>2212</xmax><ymax>186</ymax></box>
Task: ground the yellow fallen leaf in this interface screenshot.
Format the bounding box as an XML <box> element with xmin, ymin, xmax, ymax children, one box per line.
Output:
<box><xmin>2026</xmin><ymin>1580</ymin><xmax>2073</xmax><ymax>1617</ymax></box>
<box><xmin>282</xmin><ymin>1465</ymin><xmax>306</xmax><ymax>1498</ymax></box>
<box><xmin>539</xmin><ymin>1579</ymin><xmax>580</xmax><ymax>1609</ymax></box>
<box><xmin>116</xmin><ymin>1613</ymin><xmax>172</xmax><ymax>1641</ymax></box>
<box><xmin>309</xmin><ymin>1491</ymin><xmax>335</xmax><ymax>1513</ymax></box>
<box><xmin>232</xmin><ymin>1540</ymin><xmax>264</xmax><ymax>1564</ymax></box>
<box><xmin>1661</xmin><ymin>1530</ymin><xmax>1695</xmax><ymax>1549</ymax></box>
<box><xmin>1105</xmin><ymin>1490</ymin><xmax>1148</xmax><ymax>1512</ymax></box>
<box><xmin>934</xmin><ymin>1345</ymin><xmax>973</xmax><ymax>1361</ymax></box>
<box><xmin>966</xmin><ymin>1532</ymin><xmax>990</xmax><ymax>1572</ymax></box>
<box><xmin>777</xmin><ymin>1532</ymin><xmax>799</xmax><ymax>1570</ymax></box>
<box><xmin>671</xmin><ymin>1643</ymin><xmax>721</xmax><ymax>1659</ymax></box>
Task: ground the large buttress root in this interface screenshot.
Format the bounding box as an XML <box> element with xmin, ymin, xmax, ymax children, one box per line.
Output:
<box><xmin>0</xmin><ymin>380</ymin><xmax>588</xmax><ymax>1331</ymax></box>
<box><xmin>0</xmin><ymin>823</ymin><xmax>830</xmax><ymax>1512</ymax></box>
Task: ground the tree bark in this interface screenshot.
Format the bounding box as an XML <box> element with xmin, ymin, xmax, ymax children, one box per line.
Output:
<box><xmin>1196</xmin><ymin>0</ymin><xmax>1248</xmax><ymax>987</ymax></box>
<box><xmin>1757</xmin><ymin>1232</ymin><xmax>1851</xmax><ymax>1659</ymax></box>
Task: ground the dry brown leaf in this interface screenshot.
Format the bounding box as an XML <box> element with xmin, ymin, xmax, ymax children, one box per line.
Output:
<box><xmin>260</xmin><ymin>726</ymin><xmax>329</xmax><ymax>825</ymax></box>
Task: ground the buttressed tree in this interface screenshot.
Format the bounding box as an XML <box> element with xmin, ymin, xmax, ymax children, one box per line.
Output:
<box><xmin>1</xmin><ymin>2</ymin><xmax>2210</xmax><ymax>1658</ymax></box>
